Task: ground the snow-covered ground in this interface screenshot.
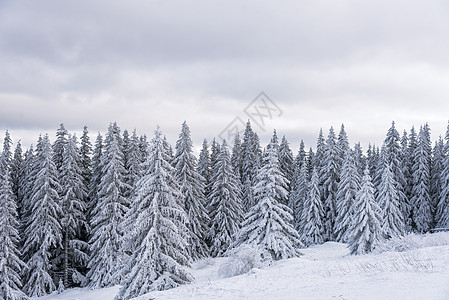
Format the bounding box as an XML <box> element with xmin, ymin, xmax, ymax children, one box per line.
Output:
<box><xmin>39</xmin><ymin>233</ymin><xmax>449</xmax><ymax>300</ymax></box>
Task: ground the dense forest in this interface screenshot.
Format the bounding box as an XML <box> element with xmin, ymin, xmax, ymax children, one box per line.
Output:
<box><xmin>1</xmin><ymin>120</ymin><xmax>448</xmax><ymax>300</ymax></box>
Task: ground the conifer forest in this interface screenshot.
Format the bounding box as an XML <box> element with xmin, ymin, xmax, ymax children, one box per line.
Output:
<box><xmin>1</xmin><ymin>120</ymin><xmax>449</xmax><ymax>300</ymax></box>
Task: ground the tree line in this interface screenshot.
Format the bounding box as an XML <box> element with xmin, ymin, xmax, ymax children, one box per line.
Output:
<box><xmin>0</xmin><ymin>120</ymin><xmax>448</xmax><ymax>299</ymax></box>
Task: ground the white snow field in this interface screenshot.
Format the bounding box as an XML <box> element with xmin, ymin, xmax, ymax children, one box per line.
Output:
<box><xmin>39</xmin><ymin>232</ymin><xmax>449</xmax><ymax>300</ymax></box>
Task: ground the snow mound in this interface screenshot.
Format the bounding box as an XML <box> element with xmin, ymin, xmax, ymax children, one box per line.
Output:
<box><xmin>375</xmin><ymin>231</ymin><xmax>449</xmax><ymax>253</ymax></box>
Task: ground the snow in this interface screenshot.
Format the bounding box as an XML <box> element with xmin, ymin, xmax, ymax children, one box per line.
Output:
<box><xmin>38</xmin><ymin>233</ymin><xmax>449</xmax><ymax>300</ymax></box>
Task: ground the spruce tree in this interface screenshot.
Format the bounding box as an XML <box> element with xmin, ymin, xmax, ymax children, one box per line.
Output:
<box><xmin>116</xmin><ymin>128</ymin><xmax>193</xmax><ymax>299</ymax></box>
<box><xmin>197</xmin><ymin>139</ymin><xmax>211</xmax><ymax>201</ymax></box>
<box><xmin>3</xmin><ymin>130</ymin><xmax>13</xmax><ymax>169</ymax></box>
<box><xmin>321</xmin><ymin>127</ymin><xmax>339</xmax><ymax>240</ymax></box>
<box><xmin>88</xmin><ymin>124</ymin><xmax>129</xmax><ymax>288</ymax></box>
<box><xmin>172</xmin><ymin>121</ymin><xmax>210</xmax><ymax>260</ymax></box>
<box><xmin>383</xmin><ymin>122</ymin><xmax>408</xmax><ymax>230</ymax></box>
<box><xmin>377</xmin><ymin>161</ymin><xmax>405</xmax><ymax>238</ymax></box>
<box><xmin>234</xmin><ymin>140</ymin><xmax>300</xmax><ymax>260</ymax></box>
<box><xmin>53</xmin><ymin>123</ymin><xmax>68</xmax><ymax>174</ymax></box>
<box><xmin>88</xmin><ymin>133</ymin><xmax>103</xmax><ymax>224</ymax></box>
<box><xmin>348</xmin><ymin>167</ymin><xmax>382</xmax><ymax>255</ymax></box>
<box><xmin>335</xmin><ymin>150</ymin><xmax>361</xmax><ymax>243</ymax></box>
<box><xmin>437</xmin><ymin>122</ymin><xmax>449</xmax><ymax>227</ymax></box>
<box><xmin>123</xmin><ymin>129</ymin><xmax>143</xmax><ymax>199</ymax></box>
<box><xmin>59</xmin><ymin>135</ymin><xmax>89</xmax><ymax>287</ymax></box>
<box><xmin>299</xmin><ymin>167</ymin><xmax>324</xmax><ymax>246</ymax></box>
<box><xmin>22</xmin><ymin>134</ymin><xmax>63</xmax><ymax>297</ymax></box>
<box><xmin>289</xmin><ymin>140</ymin><xmax>306</xmax><ymax>213</ymax></box>
<box><xmin>0</xmin><ymin>153</ymin><xmax>28</xmax><ymax>300</ymax></box>
<box><xmin>411</xmin><ymin>124</ymin><xmax>432</xmax><ymax>233</ymax></box>
<box><xmin>231</xmin><ymin>133</ymin><xmax>242</xmax><ymax>183</ymax></box>
<box><xmin>279</xmin><ymin>135</ymin><xmax>294</xmax><ymax>190</ymax></box>
<box><xmin>79</xmin><ymin>126</ymin><xmax>92</xmax><ymax>202</ymax></box>
<box><xmin>293</xmin><ymin>159</ymin><xmax>308</xmax><ymax>232</ymax></box>
<box><xmin>431</xmin><ymin>137</ymin><xmax>444</xmax><ymax>227</ymax></box>
<box><xmin>208</xmin><ymin>140</ymin><xmax>243</xmax><ymax>257</ymax></box>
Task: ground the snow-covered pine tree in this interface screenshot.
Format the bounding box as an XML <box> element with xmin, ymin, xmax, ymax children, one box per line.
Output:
<box><xmin>335</xmin><ymin>149</ymin><xmax>361</xmax><ymax>243</ymax></box>
<box><xmin>79</xmin><ymin>126</ymin><xmax>92</xmax><ymax>201</ymax></box>
<box><xmin>383</xmin><ymin>122</ymin><xmax>409</xmax><ymax>230</ymax></box>
<box><xmin>321</xmin><ymin>127</ymin><xmax>339</xmax><ymax>241</ymax></box>
<box><xmin>116</xmin><ymin>128</ymin><xmax>193</xmax><ymax>299</ymax></box>
<box><xmin>0</xmin><ymin>153</ymin><xmax>28</xmax><ymax>300</ymax></box>
<box><xmin>437</xmin><ymin>122</ymin><xmax>449</xmax><ymax>227</ymax></box>
<box><xmin>299</xmin><ymin>167</ymin><xmax>324</xmax><ymax>246</ymax></box>
<box><xmin>88</xmin><ymin>124</ymin><xmax>129</xmax><ymax>288</ymax></box>
<box><xmin>337</xmin><ymin>124</ymin><xmax>349</xmax><ymax>168</ymax></box>
<box><xmin>312</xmin><ymin>128</ymin><xmax>325</xmax><ymax>174</ymax></box>
<box><xmin>289</xmin><ymin>140</ymin><xmax>306</xmax><ymax>213</ymax></box>
<box><xmin>240</xmin><ymin>121</ymin><xmax>262</xmax><ymax>212</ymax></box>
<box><xmin>292</xmin><ymin>158</ymin><xmax>308</xmax><ymax>232</ymax></box>
<box><xmin>172</xmin><ymin>121</ymin><xmax>210</xmax><ymax>260</ymax></box>
<box><xmin>3</xmin><ymin>130</ymin><xmax>13</xmax><ymax>169</ymax></box>
<box><xmin>411</xmin><ymin>124</ymin><xmax>432</xmax><ymax>233</ymax></box>
<box><xmin>197</xmin><ymin>139</ymin><xmax>211</xmax><ymax>200</ymax></box>
<box><xmin>377</xmin><ymin>161</ymin><xmax>405</xmax><ymax>238</ymax></box>
<box><xmin>17</xmin><ymin>146</ymin><xmax>34</xmax><ymax>237</ymax></box>
<box><xmin>430</xmin><ymin>136</ymin><xmax>444</xmax><ymax>227</ymax></box>
<box><xmin>279</xmin><ymin>135</ymin><xmax>294</xmax><ymax>192</ymax></box>
<box><xmin>231</xmin><ymin>133</ymin><xmax>242</xmax><ymax>183</ymax></box>
<box><xmin>208</xmin><ymin>140</ymin><xmax>243</xmax><ymax>257</ymax></box>
<box><xmin>347</xmin><ymin>167</ymin><xmax>382</xmax><ymax>255</ymax></box>
<box><xmin>400</xmin><ymin>130</ymin><xmax>412</xmax><ymax>205</ymax></box>
<box><xmin>10</xmin><ymin>141</ymin><xmax>23</xmax><ymax>219</ymax></box>
<box><xmin>53</xmin><ymin>123</ymin><xmax>68</xmax><ymax>174</ymax></box>
<box><xmin>22</xmin><ymin>134</ymin><xmax>63</xmax><ymax>297</ymax></box>
<box><xmin>59</xmin><ymin>135</ymin><xmax>89</xmax><ymax>287</ymax></box>
<box><xmin>123</xmin><ymin>129</ymin><xmax>143</xmax><ymax>199</ymax></box>
<box><xmin>87</xmin><ymin>133</ymin><xmax>103</xmax><ymax>223</ymax></box>
<box><xmin>233</xmin><ymin>139</ymin><xmax>300</xmax><ymax>260</ymax></box>
<box><xmin>353</xmin><ymin>142</ymin><xmax>365</xmax><ymax>175</ymax></box>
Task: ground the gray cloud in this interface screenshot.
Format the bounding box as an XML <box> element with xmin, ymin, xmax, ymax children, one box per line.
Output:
<box><xmin>1</xmin><ymin>0</ymin><xmax>449</xmax><ymax>151</ymax></box>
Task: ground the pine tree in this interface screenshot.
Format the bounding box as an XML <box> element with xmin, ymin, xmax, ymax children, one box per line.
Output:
<box><xmin>337</xmin><ymin>124</ymin><xmax>350</xmax><ymax>167</ymax></box>
<box><xmin>87</xmin><ymin>133</ymin><xmax>103</xmax><ymax>224</ymax></box>
<box><xmin>377</xmin><ymin>161</ymin><xmax>405</xmax><ymax>238</ymax></box>
<box><xmin>321</xmin><ymin>127</ymin><xmax>339</xmax><ymax>241</ymax></box>
<box><xmin>279</xmin><ymin>135</ymin><xmax>294</xmax><ymax>190</ymax></box>
<box><xmin>208</xmin><ymin>140</ymin><xmax>243</xmax><ymax>257</ymax></box>
<box><xmin>79</xmin><ymin>126</ymin><xmax>92</xmax><ymax>201</ymax></box>
<box><xmin>240</xmin><ymin>121</ymin><xmax>261</xmax><ymax>211</ymax></box>
<box><xmin>348</xmin><ymin>167</ymin><xmax>382</xmax><ymax>255</ymax></box>
<box><xmin>335</xmin><ymin>150</ymin><xmax>361</xmax><ymax>243</ymax></box>
<box><xmin>172</xmin><ymin>121</ymin><xmax>210</xmax><ymax>260</ymax></box>
<box><xmin>88</xmin><ymin>124</ymin><xmax>129</xmax><ymax>288</ymax></box>
<box><xmin>292</xmin><ymin>159</ymin><xmax>308</xmax><ymax>232</ymax></box>
<box><xmin>411</xmin><ymin>124</ymin><xmax>432</xmax><ymax>233</ymax></box>
<box><xmin>123</xmin><ymin>129</ymin><xmax>143</xmax><ymax>199</ymax></box>
<box><xmin>117</xmin><ymin>128</ymin><xmax>193</xmax><ymax>299</ymax></box>
<box><xmin>431</xmin><ymin>137</ymin><xmax>444</xmax><ymax>228</ymax></box>
<box><xmin>3</xmin><ymin>130</ymin><xmax>13</xmax><ymax>169</ymax></box>
<box><xmin>17</xmin><ymin>146</ymin><xmax>34</xmax><ymax>237</ymax></box>
<box><xmin>197</xmin><ymin>139</ymin><xmax>211</xmax><ymax>200</ymax></box>
<box><xmin>0</xmin><ymin>153</ymin><xmax>28</xmax><ymax>300</ymax></box>
<box><xmin>59</xmin><ymin>135</ymin><xmax>89</xmax><ymax>287</ymax></box>
<box><xmin>234</xmin><ymin>140</ymin><xmax>300</xmax><ymax>260</ymax></box>
<box><xmin>231</xmin><ymin>133</ymin><xmax>242</xmax><ymax>183</ymax></box>
<box><xmin>22</xmin><ymin>134</ymin><xmax>63</xmax><ymax>297</ymax></box>
<box><xmin>10</xmin><ymin>142</ymin><xmax>23</xmax><ymax>220</ymax></box>
<box><xmin>289</xmin><ymin>140</ymin><xmax>306</xmax><ymax>213</ymax></box>
<box><xmin>53</xmin><ymin>123</ymin><xmax>68</xmax><ymax>174</ymax></box>
<box><xmin>299</xmin><ymin>167</ymin><xmax>324</xmax><ymax>246</ymax></box>
<box><xmin>383</xmin><ymin>122</ymin><xmax>408</xmax><ymax>230</ymax></box>
<box><xmin>437</xmin><ymin>122</ymin><xmax>449</xmax><ymax>227</ymax></box>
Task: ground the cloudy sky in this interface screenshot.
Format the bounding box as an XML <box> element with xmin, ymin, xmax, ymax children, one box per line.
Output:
<box><xmin>1</xmin><ymin>0</ymin><xmax>449</xmax><ymax>152</ymax></box>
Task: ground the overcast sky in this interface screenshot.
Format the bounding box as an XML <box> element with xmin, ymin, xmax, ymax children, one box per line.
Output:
<box><xmin>1</xmin><ymin>0</ymin><xmax>449</xmax><ymax>152</ymax></box>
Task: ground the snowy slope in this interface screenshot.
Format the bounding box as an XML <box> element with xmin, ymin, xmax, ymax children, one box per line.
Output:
<box><xmin>39</xmin><ymin>234</ymin><xmax>449</xmax><ymax>300</ymax></box>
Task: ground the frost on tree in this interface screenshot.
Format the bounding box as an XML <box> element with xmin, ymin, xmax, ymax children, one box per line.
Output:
<box><xmin>59</xmin><ymin>135</ymin><xmax>89</xmax><ymax>287</ymax></box>
<box><xmin>348</xmin><ymin>167</ymin><xmax>382</xmax><ymax>255</ymax></box>
<box><xmin>172</xmin><ymin>121</ymin><xmax>210</xmax><ymax>260</ymax></box>
<box><xmin>88</xmin><ymin>123</ymin><xmax>129</xmax><ymax>288</ymax></box>
<box><xmin>22</xmin><ymin>135</ymin><xmax>63</xmax><ymax>297</ymax></box>
<box><xmin>292</xmin><ymin>159</ymin><xmax>308</xmax><ymax>232</ymax></box>
<box><xmin>321</xmin><ymin>127</ymin><xmax>340</xmax><ymax>241</ymax></box>
<box><xmin>240</xmin><ymin>121</ymin><xmax>262</xmax><ymax>212</ymax></box>
<box><xmin>116</xmin><ymin>128</ymin><xmax>193</xmax><ymax>300</ymax></box>
<box><xmin>0</xmin><ymin>154</ymin><xmax>28</xmax><ymax>300</ymax></box>
<box><xmin>299</xmin><ymin>167</ymin><xmax>324</xmax><ymax>246</ymax></box>
<box><xmin>279</xmin><ymin>135</ymin><xmax>294</xmax><ymax>192</ymax></box>
<box><xmin>411</xmin><ymin>124</ymin><xmax>432</xmax><ymax>233</ymax></box>
<box><xmin>207</xmin><ymin>140</ymin><xmax>243</xmax><ymax>257</ymax></box>
<box><xmin>335</xmin><ymin>150</ymin><xmax>361</xmax><ymax>243</ymax></box>
<box><xmin>438</xmin><ymin>122</ymin><xmax>449</xmax><ymax>228</ymax></box>
<box><xmin>377</xmin><ymin>161</ymin><xmax>405</xmax><ymax>239</ymax></box>
<box><xmin>234</xmin><ymin>139</ymin><xmax>301</xmax><ymax>260</ymax></box>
